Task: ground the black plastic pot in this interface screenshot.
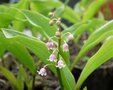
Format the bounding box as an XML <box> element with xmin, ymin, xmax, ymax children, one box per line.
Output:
<box><xmin>72</xmin><ymin>64</ymin><xmax>113</xmax><ymax>90</ymax></box>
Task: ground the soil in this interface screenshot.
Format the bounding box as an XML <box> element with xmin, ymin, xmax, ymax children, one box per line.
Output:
<box><xmin>0</xmin><ymin>53</ymin><xmax>59</xmax><ymax>90</ymax></box>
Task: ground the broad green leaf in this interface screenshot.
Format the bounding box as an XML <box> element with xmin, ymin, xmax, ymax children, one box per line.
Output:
<box><xmin>2</xmin><ymin>29</ymin><xmax>56</xmax><ymax>73</ymax></box>
<box><xmin>31</xmin><ymin>0</ymin><xmax>61</xmax><ymax>16</ymax></box>
<box><xmin>12</xmin><ymin>0</ymin><xmax>29</xmax><ymax>31</ymax></box>
<box><xmin>22</xmin><ymin>10</ymin><xmax>57</xmax><ymax>38</ymax></box>
<box><xmin>71</xmin><ymin>20</ymin><xmax>113</xmax><ymax>69</ymax></box>
<box><xmin>31</xmin><ymin>0</ymin><xmax>80</xmax><ymax>23</ymax></box>
<box><xmin>76</xmin><ymin>36</ymin><xmax>113</xmax><ymax>90</ymax></box>
<box><xmin>55</xmin><ymin>5</ymin><xmax>65</xmax><ymax>17</ymax></box>
<box><xmin>62</xmin><ymin>21</ymin><xmax>88</xmax><ymax>34</ymax></box>
<box><xmin>83</xmin><ymin>0</ymin><xmax>107</xmax><ymax>20</ymax></box>
<box><xmin>0</xmin><ymin>65</ymin><xmax>20</xmax><ymax>90</ymax></box>
<box><xmin>0</xmin><ymin>5</ymin><xmax>8</xmax><ymax>12</ymax></box>
<box><xmin>1</xmin><ymin>30</ymin><xmax>36</xmax><ymax>74</ymax></box>
<box><xmin>0</xmin><ymin>13</ymin><xmax>14</xmax><ymax>28</ymax></box>
<box><xmin>0</xmin><ymin>32</ymin><xmax>7</xmax><ymax>57</ymax></box>
<box><xmin>60</xmin><ymin>66</ymin><xmax>76</xmax><ymax>90</ymax></box>
<box><xmin>63</xmin><ymin>19</ymin><xmax>105</xmax><ymax>44</ymax></box>
<box><xmin>74</xmin><ymin>19</ymin><xmax>106</xmax><ymax>37</ymax></box>
<box><xmin>7</xmin><ymin>41</ymin><xmax>36</xmax><ymax>74</ymax></box>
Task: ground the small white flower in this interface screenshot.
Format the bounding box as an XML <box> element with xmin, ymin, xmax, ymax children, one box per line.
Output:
<box><xmin>37</xmin><ymin>68</ymin><xmax>47</xmax><ymax>76</ymax></box>
<box><xmin>56</xmin><ymin>60</ymin><xmax>65</xmax><ymax>69</ymax></box>
<box><xmin>46</xmin><ymin>41</ymin><xmax>55</xmax><ymax>50</ymax></box>
<box><xmin>62</xmin><ymin>43</ymin><xmax>69</xmax><ymax>52</ymax></box>
<box><xmin>68</xmin><ymin>34</ymin><xmax>74</xmax><ymax>40</ymax></box>
<box><xmin>49</xmin><ymin>54</ymin><xmax>57</xmax><ymax>62</ymax></box>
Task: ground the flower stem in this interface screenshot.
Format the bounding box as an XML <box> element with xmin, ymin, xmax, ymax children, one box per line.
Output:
<box><xmin>56</xmin><ymin>37</ymin><xmax>64</xmax><ymax>90</ymax></box>
<box><xmin>32</xmin><ymin>71</ymin><xmax>37</xmax><ymax>90</ymax></box>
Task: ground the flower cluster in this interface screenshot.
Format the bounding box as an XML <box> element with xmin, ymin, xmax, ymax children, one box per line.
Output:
<box><xmin>37</xmin><ymin>12</ymin><xmax>74</xmax><ymax>76</ymax></box>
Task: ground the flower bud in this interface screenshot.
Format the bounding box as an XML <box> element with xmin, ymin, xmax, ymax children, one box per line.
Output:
<box><xmin>55</xmin><ymin>31</ymin><xmax>61</xmax><ymax>37</ymax></box>
<box><xmin>38</xmin><ymin>68</ymin><xmax>47</xmax><ymax>76</ymax></box>
<box><xmin>56</xmin><ymin>60</ymin><xmax>65</xmax><ymax>69</ymax></box>
<box><xmin>68</xmin><ymin>34</ymin><xmax>74</xmax><ymax>40</ymax></box>
<box><xmin>46</xmin><ymin>41</ymin><xmax>55</xmax><ymax>50</ymax></box>
<box><xmin>49</xmin><ymin>54</ymin><xmax>57</xmax><ymax>62</ymax></box>
<box><xmin>56</xmin><ymin>18</ymin><xmax>61</xmax><ymax>26</ymax></box>
<box><xmin>62</xmin><ymin>43</ymin><xmax>69</xmax><ymax>52</ymax></box>
<box><xmin>49</xmin><ymin>20</ymin><xmax>54</xmax><ymax>26</ymax></box>
<box><xmin>48</xmin><ymin>12</ymin><xmax>55</xmax><ymax>17</ymax></box>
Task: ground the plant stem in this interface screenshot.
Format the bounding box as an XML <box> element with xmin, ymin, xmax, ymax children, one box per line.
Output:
<box><xmin>32</xmin><ymin>72</ymin><xmax>36</xmax><ymax>90</ymax></box>
<box><xmin>57</xmin><ymin>37</ymin><xmax>64</xmax><ymax>90</ymax></box>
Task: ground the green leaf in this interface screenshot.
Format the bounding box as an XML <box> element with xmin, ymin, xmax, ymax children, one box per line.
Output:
<box><xmin>7</xmin><ymin>41</ymin><xmax>36</xmax><ymax>74</ymax></box>
<box><xmin>12</xmin><ymin>0</ymin><xmax>30</xmax><ymax>31</ymax></box>
<box><xmin>0</xmin><ymin>32</ymin><xmax>7</xmax><ymax>57</ymax></box>
<box><xmin>73</xmin><ymin>19</ymin><xmax>106</xmax><ymax>37</ymax></box>
<box><xmin>0</xmin><ymin>13</ymin><xmax>14</xmax><ymax>28</ymax></box>
<box><xmin>22</xmin><ymin>10</ymin><xmax>57</xmax><ymax>38</ymax></box>
<box><xmin>1</xmin><ymin>29</ymin><xmax>36</xmax><ymax>74</ymax></box>
<box><xmin>60</xmin><ymin>66</ymin><xmax>76</xmax><ymax>90</ymax></box>
<box><xmin>31</xmin><ymin>0</ymin><xmax>80</xmax><ymax>23</ymax></box>
<box><xmin>2</xmin><ymin>29</ymin><xmax>56</xmax><ymax>73</ymax></box>
<box><xmin>71</xmin><ymin>20</ymin><xmax>113</xmax><ymax>69</ymax></box>
<box><xmin>83</xmin><ymin>0</ymin><xmax>107</xmax><ymax>20</ymax></box>
<box><xmin>0</xmin><ymin>65</ymin><xmax>20</xmax><ymax>90</ymax></box>
<box><xmin>76</xmin><ymin>36</ymin><xmax>113</xmax><ymax>90</ymax></box>
<box><xmin>54</xmin><ymin>5</ymin><xmax>65</xmax><ymax>17</ymax></box>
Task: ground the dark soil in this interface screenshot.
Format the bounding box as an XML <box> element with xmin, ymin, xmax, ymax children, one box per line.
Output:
<box><xmin>0</xmin><ymin>53</ymin><xmax>59</xmax><ymax>90</ymax></box>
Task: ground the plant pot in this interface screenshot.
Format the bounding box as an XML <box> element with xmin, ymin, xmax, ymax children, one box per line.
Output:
<box><xmin>72</xmin><ymin>60</ymin><xmax>113</xmax><ymax>90</ymax></box>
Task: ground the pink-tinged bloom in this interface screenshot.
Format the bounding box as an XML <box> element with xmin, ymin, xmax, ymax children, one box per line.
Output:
<box><xmin>49</xmin><ymin>54</ymin><xmax>57</xmax><ymax>62</ymax></box>
<box><xmin>62</xmin><ymin>43</ymin><xmax>69</xmax><ymax>52</ymax></box>
<box><xmin>56</xmin><ymin>60</ymin><xmax>65</xmax><ymax>69</ymax></box>
<box><xmin>46</xmin><ymin>41</ymin><xmax>55</xmax><ymax>50</ymax></box>
<box><xmin>68</xmin><ymin>34</ymin><xmax>74</xmax><ymax>40</ymax></box>
<box><xmin>38</xmin><ymin>68</ymin><xmax>47</xmax><ymax>76</ymax></box>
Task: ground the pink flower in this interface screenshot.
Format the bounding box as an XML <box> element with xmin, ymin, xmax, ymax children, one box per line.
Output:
<box><xmin>38</xmin><ymin>68</ymin><xmax>47</xmax><ymax>76</ymax></box>
<box><xmin>46</xmin><ymin>41</ymin><xmax>55</xmax><ymax>50</ymax></box>
<box><xmin>62</xmin><ymin>43</ymin><xmax>69</xmax><ymax>52</ymax></box>
<box><xmin>56</xmin><ymin>60</ymin><xmax>65</xmax><ymax>69</ymax></box>
<box><xmin>49</xmin><ymin>54</ymin><xmax>57</xmax><ymax>62</ymax></box>
<box><xmin>68</xmin><ymin>34</ymin><xmax>74</xmax><ymax>40</ymax></box>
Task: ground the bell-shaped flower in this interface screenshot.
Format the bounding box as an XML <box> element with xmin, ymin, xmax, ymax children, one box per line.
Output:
<box><xmin>68</xmin><ymin>34</ymin><xmax>74</xmax><ymax>40</ymax></box>
<box><xmin>62</xmin><ymin>43</ymin><xmax>69</xmax><ymax>52</ymax></box>
<box><xmin>56</xmin><ymin>60</ymin><xmax>65</xmax><ymax>69</ymax></box>
<box><xmin>46</xmin><ymin>41</ymin><xmax>55</xmax><ymax>50</ymax></box>
<box><xmin>38</xmin><ymin>68</ymin><xmax>47</xmax><ymax>76</ymax></box>
<box><xmin>49</xmin><ymin>54</ymin><xmax>57</xmax><ymax>62</ymax></box>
